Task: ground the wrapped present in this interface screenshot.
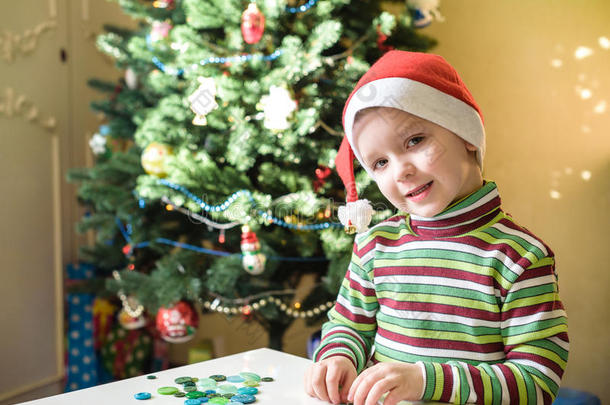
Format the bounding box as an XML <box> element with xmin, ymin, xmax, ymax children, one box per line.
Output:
<box><xmin>65</xmin><ymin>263</ymin><xmax>98</xmax><ymax>391</ymax></box>
<box><xmin>93</xmin><ymin>298</ymin><xmax>116</xmax><ymax>350</ymax></box>
<box><xmin>100</xmin><ymin>324</ymin><xmax>152</xmax><ymax>379</ymax></box>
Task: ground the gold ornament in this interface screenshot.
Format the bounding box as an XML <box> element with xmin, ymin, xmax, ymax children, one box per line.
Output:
<box><xmin>141</xmin><ymin>142</ymin><xmax>173</xmax><ymax>177</ymax></box>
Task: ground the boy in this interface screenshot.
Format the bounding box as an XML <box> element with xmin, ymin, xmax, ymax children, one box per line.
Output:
<box><xmin>305</xmin><ymin>51</ymin><xmax>568</xmax><ymax>405</ymax></box>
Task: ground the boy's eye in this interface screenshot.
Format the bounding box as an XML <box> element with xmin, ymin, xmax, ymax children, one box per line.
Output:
<box><xmin>407</xmin><ymin>136</ymin><xmax>424</xmax><ymax>148</ymax></box>
<box><xmin>373</xmin><ymin>158</ymin><xmax>388</xmax><ymax>170</ymax></box>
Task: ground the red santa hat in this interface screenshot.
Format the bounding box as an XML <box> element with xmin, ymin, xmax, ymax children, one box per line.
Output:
<box><xmin>335</xmin><ymin>50</ymin><xmax>485</xmax><ymax>233</ymax></box>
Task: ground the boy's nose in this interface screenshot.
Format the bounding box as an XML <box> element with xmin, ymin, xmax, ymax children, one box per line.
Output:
<box><xmin>393</xmin><ymin>159</ymin><xmax>415</xmax><ymax>181</ymax></box>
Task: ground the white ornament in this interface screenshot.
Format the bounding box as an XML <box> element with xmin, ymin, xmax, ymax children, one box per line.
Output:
<box><xmin>242</xmin><ymin>253</ymin><xmax>266</xmax><ymax>275</ymax></box>
<box><xmin>188</xmin><ymin>77</ymin><xmax>219</xmax><ymax>126</ymax></box>
<box><xmin>407</xmin><ymin>0</ymin><xmax>444</xmax><ymax>28</ymax></box>
<box><xmin>89</xmin><ymin>132</ymin><xmax>107</xmax><ymax>155</ymax></box>
<box><xmin>338</xmin><ymin>199</ymin><xmax>373</xmax><ymax>234</ymax></box>
<box><xmin>259</xmin><ymin>85</ymin><xmax>297</xmax><ymax>130</ymax></box>
<box><xmin>125</xmin><ymin>68</ymin><xmax>138</xmax><ymax>89</ymax></box>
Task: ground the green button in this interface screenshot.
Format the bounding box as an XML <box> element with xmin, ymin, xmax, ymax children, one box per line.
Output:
<box><xmin>207</xmin><ymin>393</ymin><xmax>221</xmax><ymax>398</ymax></box>
<box><xmin>186</xmin><ymin>391</ymin><xmax>205</xmax><ymax>399</ymax></box>
<box><xmin>175</xmin><ymin>377</ymin><xmax>193</xmax><ymax>384</ymax></box>
<box><xmin>157</xmin><ymin>386</ymin><xmax>179</xmax><ymax>395</ymax></box>
<box><xmin>209</xmin><ymin>397</ymin><xmax>229</xmax><ymax>405</ymax></box>
<box><xmin>146</xmin><ymin>375</ymin><xmax>157</xmax><ymax>380</ymax></box>
<box><xmin>191</xmin><ymin>377</ymin><xmax>199</xmax><ymax>382</ymax></box>
<box><xmin>261</xmin><ymin>377</ymin><xmax>274</xmax><ymax>382</ymax></box>
<box><xmin>184</xmin><ymin>385</ymin><xmax>197</xmax><ymax>392</ymax></box>
<box><xmin>243</xmin><ymin>380</ymin><xmax>259</xmax><ymax>387</ymax></box>
<box><xmin>174</xmin><ymin>392</ymin><xmax>186</xmax><ymax>397</ymax></box>
<box><xmin>210</xmin><ymin>374</ymin><xmax>226</xmax><ymax>382</ymax></box>
<box><xmin>222</xmin><ymin>393</ymin><xmax>235</xmax><ymax>399</ymax></box>
<box><xmin>217</xmin><ymin>384</ymin><xmax>237</xmax><ymax>394</ymax></box>
<box><xmin>239</xmin><ymin>372</ymin><xmax>261</xmax><ymax>382</ymax></box>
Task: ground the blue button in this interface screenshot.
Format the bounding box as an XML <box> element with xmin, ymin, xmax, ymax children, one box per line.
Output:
<box><xmin>227</xmin><ymin>375</ymin><xmax>245</xmax><ymax>383</ymax></box>
<box><xmin>134</xmin><ymin>392</ymin><xmax>152</xmax><ymax>400</ymax></box>
<box><xmin>237</xmin><ymin>387</ymin><xmax>258</xmax><ymax>395</ymax></box>
<box><xmin>185</xmin><ymin>400</ymin><xmax>202</xmax><ymax>405</ymax></box>
<box><xmin>230</xmin><ymin>394</ymin><xmax>255</xmax><ymax>404</ymax></box>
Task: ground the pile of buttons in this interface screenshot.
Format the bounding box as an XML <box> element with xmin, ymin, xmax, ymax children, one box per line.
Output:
<box><xmin>134</xmin><ymin>371</ymin><xmax>274</xmax><ymax>404</ymax></box>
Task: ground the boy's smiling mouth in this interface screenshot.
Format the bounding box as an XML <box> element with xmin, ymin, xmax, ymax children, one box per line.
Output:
<box><xmin>405</xmin><ymin>181</ymin><xmax>433</xmax><ymax>198</ymax></box>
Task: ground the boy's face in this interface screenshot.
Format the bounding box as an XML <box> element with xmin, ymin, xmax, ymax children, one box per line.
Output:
<box><xmin>353</xmin><ymin>107</ymin><xmax>482</xmax><ymax>218</ymax></box>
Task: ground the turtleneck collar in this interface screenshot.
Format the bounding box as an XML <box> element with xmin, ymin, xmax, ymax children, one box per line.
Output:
<box><xmin>406</xmin><ymin>180</ymin><xmax>502</xmax><ymax>238</ymax></box>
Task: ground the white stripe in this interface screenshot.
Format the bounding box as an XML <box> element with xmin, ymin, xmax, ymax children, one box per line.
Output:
<box><xmin>491</xmin><ymin>365</ymin><xmax>509</xmax><ymax>404</ymax></box>
<box><xmin>380</xmin><ymin>306</ymin><xmax>500</xmax><ymax>328</ymax></box>
<box><xmin>326</xmin><ymin>325</ymin><xmax>367</xmax><ymax>347</ymax></box>
<box><xmin>492</xmin><ymin>223</ymin><xmax>549</xmax><ymax>257</ymax></box>
<box><xmin>359</xmin><ymin>248</ymin><xmax>376</xmax><ymax>268</ymax></box>
<box><xmin>376</xmin><ymin>239</ymin><xmax>525</xmax><ymax>278</ymax></box>
<box><xmin>343</xmin><ymin>77</ymin><xmax>486</xmax><ymax>176</ymax></box>
<box><xmin>501</xmin><ymin>310</ymin><xmax>566</xmax><ymax>328</ymax></box>
<box><xmin>450</xmin><ymin>365</ymin><xmax>460</xmax><ymax>403</ymax></box>
<box><xmin>348</xmin><ymin>268</ymin><xmax>376</xmax><ymax>290</ymax></box>
<box><xmin>511</xmin><ymin>274</ymin><xmax>556</xmax><ymax>291</ymax></box>
<box><xmin>463</xmin><ymin>362</ymin><xmax>477</xmax><ymax>403</ymax></box>
<box><xmin>374</xmin><ymin>334</ymin><xmax>505</xmax><ymax>362</ymax></box>
<box><xmin>548</xmin><ymin>336</ymin><xmax>569</xmax><ymax>351</ymax></box>
<box><xmin>411</xmin><ymin>188</ymin><xmax>498</xmax><ymax>222</ymax></box>
<box><xmin>511</xmin><ymin>359</ymin><xmax>561</xmax><ymax>386</ymax></box>
<box><xmin>375</xmin><ymin>274</ymin><xmax>499</xmax><ymax>296</ymax></box>
<box><xmin>535</xmin><ymin>383</ymin><xmax>543</xmax><ymax>404</ymax></box>
<box><xmin>336</xmin><ymin>294</ymin><xmax>377</xmax><ymax>317</ymax></box>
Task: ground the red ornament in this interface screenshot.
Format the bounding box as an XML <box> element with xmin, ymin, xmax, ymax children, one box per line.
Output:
<box><xmin>376</xmin><ymin>25</ymin><xmax>394</xmax><ymax>53</ymax></box>
<box><xmin>122</xmin><ymin>244</ymin><xmax>132</xmax><ymax>255</ymax></box>
<box><xmin>313</xmin><ymin>165</ymin><xmax>332</xmax><ymax>192</ymax></box>
<box><xmin>241</xmin><ymin>3</ymin><xmax>265</xmax><ymax>44</ymax></box>
<box><xmin>155</xmin><ymin>301</ymin><xmax>199</xmax><ymax>343</ymax></box>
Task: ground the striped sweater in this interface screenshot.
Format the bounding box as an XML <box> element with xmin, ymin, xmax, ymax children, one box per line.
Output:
<box><xmin>314</xmin><ymin>181</ymin><xmax>568</xmax><ymax>404</ymax></box>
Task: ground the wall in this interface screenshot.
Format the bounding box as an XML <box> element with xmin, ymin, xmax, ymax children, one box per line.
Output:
<box><xmin>417</xmin><ymin>0</ymin><xmax>610</xmax><ymax>400</ymax></box>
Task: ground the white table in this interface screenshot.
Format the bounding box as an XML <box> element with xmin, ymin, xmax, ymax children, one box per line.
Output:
<box><xmin>18</xmin><ymin>348</ymin><xmax>324</xmax><ymax>405</ymax></box>
<box><xmin>19</xmin><ymin>348</ymin><xmax>443</xmax><ymax>405</ymax></box>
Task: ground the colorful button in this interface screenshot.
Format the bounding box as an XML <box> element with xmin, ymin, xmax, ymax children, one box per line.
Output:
<box><xmin>134</xmin><ymin>392</ymin><xmax>151</xmax><ymax>400</ymax></box>
<box><xmin>176</xmin><ymin>377</ymin><xmax>193</xmax><ymax>384</ymax></box>
<box><xmin>230</xmin><ymin>394</ymin><xmax>256</xmax><ymax>404</ymax></box>
<box><xmin>174</xmin><ymin>392</ymin><xmax>186</xmax><ymax>397</ymax></box>
<box><xmin>239</xmin><ymin>372</ymin><xmax>261</xmax><ymax>382</ymax></box>
<box><xmin>146</xmin><ymin>375</ymin><xmax>157</xmax><ymax>379</ymax></box>
<box><xmin>243</xmin><ymin>380</ymin><xmax>259</xmax><ymax>387</ymax></box>
<box><xmin>261</xmin><ymin>377</ymin><xmax>274</xmax><ymax>382</ymax></box>
<box><xmin>158</xmin><ymin>386</ymin><xmax>179</xmax><ymax>395</ymax></box>
<box><xmin>204</xmin><ymin>390</ymin><xmax>218</xmax><ymax>395</ymax></box>
<box><xmin>185</xmin><ymin>400</ymin><xmax>202</xmax><ymax>405</ymax></box>
<box><xmin>237</xmin><ymin>387</ymin><xmax>258</xmax><ymax>395</ymax></box>
<box><xmin>186</xmin><ymin>391</ymin><xmax>205</xmax><ymax>399</ymax></box>
<box><xmin>210</xmin><ymin>374</ymin><xmax>227</xmax><ymax>382</ymax></box>
<box><xmin>222</xmin><ymin>393</ymin><xmax>236</xmax><ymax>399</ymax></box>
<box><xmin>210</xmin><ymin>397</ymin><xmax>229</xmax><ymax>405</ymax></box>
<box><xmin>184</xmin><ymin>381</ymin><xmax>196</xmax><ymax>386</ymax></box>
<box><xmin>227</xmin><ymin>375</ymin><xmax>245</xmax><ymax>383</ymax></box>
<box><xmin>191</xmin><ymin>377</ymin><xmax>199</xmax><ymax>382</ymax></box>
<box><xmin>185</xmin><ymin>385</ymin><xmax>198</xmax><ymax>392</ymax></box>
<box><xmin>218</xmin><ymin>384</ymin><xmax>238</xmax><ymax>394</ymax></box>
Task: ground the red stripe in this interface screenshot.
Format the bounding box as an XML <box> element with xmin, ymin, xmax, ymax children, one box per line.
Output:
<box><xmin>334</xmin><ymin>302</ymin><xmax>376</xmax><ymax>324</ymax></box>
<box><xmin>355</xmin><ymin>237</ymin><xmax>376</xmax><ymax>258</ymax></box>
<box><xmin>502</xmin><ymin>301</ymin><xmax>564</xmax><ymax>319</ymax></box>
<box><xmin>378</xmin><ymin>298</ymin><xmax>501</xmax><ymax>322</ymax></box>
<box><xmin>542</xmin><ymin>389</ymin><xmax>553</xmax><ymax>405</ymax></box>
<box><xmin>467</xmin><ymin>364</ymin><xmax>485</xmax><ymax>403</ymax></box>
<box><xmin>457</xmin><ymin>235</ymin><xmax>531</xmax><ymax>266</ymax></box>
<box><xmin>377</xmin><ymin>328</ymin><xmax>505</xmax><ymax>354</ymax></box>
<box><xmin>410</xmin><ymin>196</ymin><xmax>500</xmax><ymax>229</ymax></box>
<box><xmin>506</xmin><ymin>351</ymin><xmax>565</xmax><ymax>378</ymax></box>
<box><xmin>375</xmin><ymin>265</ymin><xmax>493</xmax><ymax>286</ymax></box>
<box><xmin>344</xmin><ymin>271</ymin><xmax>376</xmax><ymax>296</ymax></box>
<box><xmin>497</xmin><ymin>218</ymin><xmax>554</xmax><ymax>258</ymax></box>
<box><xmin>498</xmin><ymin>364</ymin><xmax>519</xmax><ymax>403</ymax></box>
<box><xmin>440</xmin><ymin>363</ymin><xmax>453</xmax><ymax>403</ymax></box>
<box><xmin>315</xmin><ymin>348</ymin><xmax>357</xmax><ymax>369</ymax></box>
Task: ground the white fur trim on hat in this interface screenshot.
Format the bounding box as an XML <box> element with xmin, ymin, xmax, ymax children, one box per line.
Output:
<box><xmin>344</xmin><ymin>77</ymin><xmax>486</xmax><ymax>176</ymax></box>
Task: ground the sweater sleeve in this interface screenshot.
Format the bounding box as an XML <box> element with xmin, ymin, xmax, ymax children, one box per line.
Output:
<box><xmin>419</xmin><ymin>255</ymin><xmax>569</xmax><ymax>404</ymax></box>
<box><xmin>313</xmin><ymin>238</ymin><xmax>379</xmax><ymax>373</ymax></box>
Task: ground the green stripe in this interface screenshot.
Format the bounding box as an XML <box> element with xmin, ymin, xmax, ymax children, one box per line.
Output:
<box><xmin>377</xmin><ymin>314</ymin><xmax>500</xmax><ymax>336</ymax></box>
<box><xmin>378</xmin><ymin>319</ymin><xmax>503</xmax><ymax>344</ymax></box>
<box><xmin>503</xmin><ymin>317</ymin><xmax>566</xmax><ymax>338</ymax></box>
<box><xmin>376</xmin><ymin>291</ymin><xmax>500</xmax><ymax>313</ymax></box>
<box><xmin>479</xmin><ymin>227</ymin><xmax>546</xmax><ymax>262</ymax></box>
<box><xmin>514</xmin><ymin>344</ymin><xmax>567</xmax><ymax>370</ymax></box>
<box><xmin>505</xmin><ymin>362</ymin><xmax>528</xmax><ymax>404</ymax></box>
<box><xmin>376</xmin><ymin>282</ymin><xmax>499</xmax><ymax>304</ymax></box>
<box><xmin>326</xmin><ymin>309</ymin><xmax>377</xmax><ymax>333</ymax></box>
<box><xmin>528</xmin><ymin>338</ymin><xmax>569</xmax><ymax>361</ymax></box>
<box><xmin>507</xmin><ymin>283</ymin><xmax>557</xmax><ymax>301</ymax></box>
<box><xmin>422</xmin><ymin>362</ymin><xmax>436</xmax><ymax>400</ymax></box>
<box><xmin>431</xmin><ymin>363</ymin><xmax>444</xmax><ymax>401</ymax></box>
<box><xmin>502</xmin><ymin>292</ymin><xmax>559</xmax><ymax>311</ymax></box>
<box><xmin>504</xmin><ymin>324</ymin><xmax>568</xmax><ymax>346</ymax></box>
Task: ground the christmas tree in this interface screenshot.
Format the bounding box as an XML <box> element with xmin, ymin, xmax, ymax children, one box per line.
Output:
<box><xmin>68</xmin><ymin>0</ymin><xmax>438</xmax><ymax>351</ymax></box>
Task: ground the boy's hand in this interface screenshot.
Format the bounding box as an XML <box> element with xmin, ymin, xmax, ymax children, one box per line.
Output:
<box><xmin>347</xmin><ymin>362</ymin><xmax>424</xmax><ymax>405</ymax></box>
<box><xmin>304</xmin><ymin>356</ymin><xmax>358</xmax><ymax>404</ymax></box>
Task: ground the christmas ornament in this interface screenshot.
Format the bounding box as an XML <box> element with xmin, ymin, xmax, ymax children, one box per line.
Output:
<box><xmin>150</xmin><ymin>20</ymin><xmax>172</xmax><ymax>42</ymax></box>
<box><xmin>89</xmin><ymin>132</ymin><xmax>107</xmax><ymax>155</ymax></box>
<box><xmin>240</xmin><ymin>226</ymin><xmax>266</xmax><ymax>275</ymax></box>
<box><xmin>188</xmin><ymin>77</ymin><xmax>219</xmax><ymax>126</ymax></box>
<box><xmin>125</xmin><ymin>68</ymin><xmax>138</xmax><ymax>89</ymax></box>
<box><xmin>153</xmin><ymin>0</ymin><xmax>174</xmax><ymax>9</ymax></box>
<box><xmin>241</xmin><ymin>3</ymin><xmax>265</xmax><ymax>44</ymax></box>
<box><xmin>259</xmin><ymin>86</ymin><xmax>297</xmax><ymax>131</ymax></box>
<box><xmin>118</xmin><ymin>308</ymin><xmax>146</xmax><ymax>330</ymax></box>
<box><xmin>313</xmin><ymin>165</ymin><xmax>332</xmax><ymax>192</ymax></box>
<box><xmin>141</xmin><ymin>142</ymin><xmax>173</xmax><ymax>177</ymax></box>
<box><xmin>407</xmin><ymin>0</ymin><xmax>444</xmax><ymax>28</ymax></box>
<box><xmin>376</xmin><ymin>26</ymin><xmax>394</xmax><ymax>53</ymax></box>
<box><xmin>156</xmin><ymin>301</ymin><xmax>199</xmax><ymax>343</ymax></box>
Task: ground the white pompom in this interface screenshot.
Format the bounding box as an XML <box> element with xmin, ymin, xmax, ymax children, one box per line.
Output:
<box><xmin>338</xmin><ymin>199</ymin><xmax>373</xmax><ymax>234</ymax></box>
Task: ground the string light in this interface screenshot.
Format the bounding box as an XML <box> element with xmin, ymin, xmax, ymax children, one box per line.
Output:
<box><xmin>158</xmin><ymin>179</ymin><xmax>342</xmax><ymax>231</ymax></box>
<box><xmin>200</xmin><ymin>295</ymin><xmax>334</xmax><ymax>319</ymax></box>
<box><xmin>285</xmin><ymin>0</ymin><xmax>319</xmax><ymax>13</ymax></box>
<box><xmin>112</xmin><ymin>270</ymin><xmax>144</xmax><ymax>318</ymax></box>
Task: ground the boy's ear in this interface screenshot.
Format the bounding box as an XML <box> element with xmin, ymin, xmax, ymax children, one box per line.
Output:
<box><xmin>465</xmin><ymin>141</ymin><xmax>478</xmax><ymax>152</ymax></box>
